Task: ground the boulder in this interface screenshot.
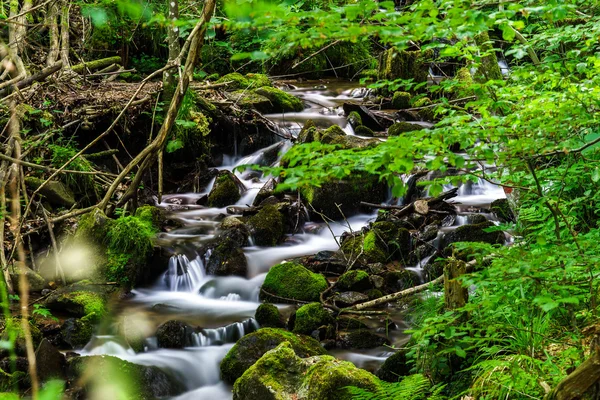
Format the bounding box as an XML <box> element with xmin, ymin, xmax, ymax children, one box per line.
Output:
<box><xmin>338</xmin><ymin>330</ymin><xmax>390</xmax><ymax>349</ymax></box>
<box><xmin>254</xmin><ymin>87</ymin><xmax>304</xmax><ymax>113</ymax></box>
<box><xmin>252</xmin><ymin>178</ymin><xmax>277</xmax><ymax>206</ymax></box>
<box><xmin>336</xmin><ymin>270</ymin><xmax>371</xmax><ymax>292</ymax></box>
<box><xmin>392</xmin><ymin>91</ymin><xmax>411</xmax><ymax>109</ymax></box>
<box><xmin>388</xmin><ymin>122</ymin><xmax>423</xmax><ymax>136</ymax></box>
<box><xmin>24</xmin><ymin>177</ymin><xmax>75</xmax><ymax>207</ymax></box>
<box><xmin>226</xmin><ymin>90</ymin><xmax>273</xmax><ymax>113</ymax></box>
<box><xmin>292</xmin><ymin>303</ymin><xmax>334</xmax><ymax>335</ymax></box>
<box><xmin>260</xmin><ymin>262</ymin><xmax>328</xmax><ymax>303</ymax></box>
<box><xmin>67</xmin><ymin>355</ymin><xmax>183</xmax><ymax>399</ymax></box>
<box><xmin>208</xmin><ymin>171</ymin><xmax>243</xmax><ymax>207</ymax></box>
<box><xmin>61</xmin><ymin>317</ymin><xmax>94</xmax><ymax>349</ymax></box>
<box><xmin>43</xmin><ymin>284</ymin><xmax>110</xmax><ymax>320</ymax></box>
<box><xmin>232</xmin><ymin>342</ymin><xmax>382</xmax><ymax>400</ymax></box>
<box><xmin>441</xmin><ymin>221</ymin><xmax>505</xmax><ymax>249</ymax></box>
<box><xmin>217</xmin><ymin>72</ymin><xmax>272</xmax><ymax>90</ymax></box>
<box><xmin>332</xmin><ymin>291</ymin><xmax>369</xmax><ymax>308</ymax></box>
<box><xmin>376</xmin><ymin>348</ymin><xmax>411</xmax><ymax>382</ymax></box>
<box><xmin>378</xmin><ymin>48</ymin><xmax>433</xmax><ymax>84</ymax></box>
<box><xmin>156</xmin><ymin>320</ymin><xmax>195</xmax><ymax>349</ymax></box>
<box><xmin>9</xmin><ymin>265</ymin><xmax>46</xmax><ymax>292</ymax></box>
<box><xmin>340</xmin><ymin>222</ymin><xmax>412</xmax><ymax>265</ymax></box>
<box><xmin>220</xmin><ymin>327</ymin><xmax>326</xmax><ymax>384</ymax></box>
<box><xmin>35</xmin><ymin>339</ymin><xmax>65</xmax><ymax>382</ymax></box>
<box><xmin>206</xmin><ymin>238</ymin><xmax>248</xmax><ymax>276</ymax></box>
<box><xmin>347</xmin><ymin>111</ymin><xmax>362</xmax><ymax>128</ymax></box>
<box><xmin>354</xmin><ymin>125</ymin><xmax>375</xmax><ymax>137</ymax></box>
<box><xmin>303</xmin><ymin>174</ymin><xmax>388</xmax><ymax>219</ymax></box>
<box><xmin>246</xmin><ymin>204</ymin><xmax>284</xmax><ymax>246</ymax></box>
<box><xmin>491</xmin><ymin>198</ymin><xmax>514</xmax><ymax>222</ymax></box>
<box><xmin>255</xmin><ymin>303</ymin><xmax>285</xmax><ymax>328</ymax></box>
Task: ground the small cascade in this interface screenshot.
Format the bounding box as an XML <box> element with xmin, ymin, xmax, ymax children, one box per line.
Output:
<box><xmin>81</xmin><ymin>335</ymin><xmax>136</xmax><ymax>356</ymax></box>
<box><xmin>191</xmin><ymin>318</ymin><xmax>259</xmax><ymax>347</ymax></box>
<box><xmin>163</xmin><ymin>254</ymin><xmax>206</xmax><ymax>292</ymax></box>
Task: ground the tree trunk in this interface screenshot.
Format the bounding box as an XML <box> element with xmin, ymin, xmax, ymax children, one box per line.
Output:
<box><xmin>163</xmin><ymin>0</ymin><xmax>181</xmax><ymax>104</ymax></box>
<box><xmin>46</xmin><ymin>2</ymin><xmax>60</xmax><ymax>66</ymax></box>
<box><xmin>444</xmin><ymin>259</ymin><xmax>468</xmax><ymax>310</ymax></box>
<box><xmin>60</xmin><ymin>0</ymin><xmax>71</xmax><ymax>68</ymax></box>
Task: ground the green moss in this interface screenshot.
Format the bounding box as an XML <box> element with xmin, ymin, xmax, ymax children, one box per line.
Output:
<box><xmin>388</xmin><ymin>122</ymin><xmax>422</xmax><ymax>136</ymax></box>
<box><xmin>75</xmin><ymin>208</ymin><xmax>115</xmax><ymax>244</ymax></box>
<box><xmin>293</xmin><ymin>303</ymin><xmax>334</xmax><ymax>335</ymax></box>
<box><xmin>56</xmin><ymin>290</ymin><xmax>107</xmax><ymax>321</ymax></box>
<box><xmin>255</xmin><ymin>303</ymin><xmax>284</xmax><ymax>328</ymax></box>
<box><xmin>61</xmin><ymin>317</ymin><xmax>94</xmax><ymax>348</ymax></box>
<box><xmin>366</xmin><ymin>288</ymin><xmax>383</xmax><ymax>300</ymax></box>
<box><xmin>341</xmin><ymin>224</ymin><xmax>411</xmax><ymax>264</ymax></box>
<box><xmin>134</xmin><ymin>205</ymin><xmax>163</xmax><ymax>228</ymax></box>
<box><xmin>233</xmin><ymin>342</ymin><xmax>382</xmax><ymax>400</ymax></box>
<box><xmin>320</xmin><ymin>125</ymin><xmax>346</xmax><ymax>144</ymax></box>
<box><xmin>392</xmin><ymin>91</ymin><xmax>411</xmax><ymax>109</ymax></box>
<box><xmin>254</xmin><ymin>87</ymin><xmax>304</xmax><ymax>113</ymax></box>
<box><xmin>354</xmin><ymin>125</ymin><xmax>375</xmax><ymax>137</ymax></box>
<box><xmin>337</xmin><ymin>270</ymin><xmax>371</xmax><ymax>292</ymax></box>
<box><xmin>260</xmin><ymin>262</ymin><xmax>328</xmax><ymax>303</ymax></box>
<box><xmin>413</xmin><ymin>97</ymin><xmax>434</xmax><ymax>121</ymax></box>
<box><xmin>228</xmin><ymin>90</ymin><xmax>272</xmax><ymax>113</ymax></box>
<box><xmin>474</xmin><ymin>31</ymin><xmax>503</xmax><ymax>81</ymax></box>
<box><xmin>208</xmin><ymin>173</ymin><xmax>241</xmax><ymax>207</ymax></box>
<box><xmin>0</xmin><ymin>318</ymin><xmax>42</xmax><ymax>357</ymax></box>
<box><xmin>220</xmin><ymin>328</ymin><xmax>326</xmax><ymax>384</ymax></box>
<box><xmin>105</xmin><ymin>215</ymin><xmax>156</xmax><ymax>285</ymax></box>
<box><xmin>490</xmin><ymin>198</ymin><xmax>514</xmax><ymax>222</ymax></box>
<box><xmin>363</xmin><ymin>231</ymin><xmax>388</xmax><ymax>263</ymax></box>
<box><xmin>0</xmin><ymin>392</ymin><xmax>20</xmax><ymax>400</ymax></box>
<box><xmin>454</xmin><ymin>67</ymin><xmax>474</xmax><ymax>98</ymax></box>
<box><xmin>347</xmin><ymin>111</ymin><xmax>362</xmax><ymax>128</ymax></box>
<box><xmin>217</xmin><ymin>72</ymin><xmax>272</xmax><ymax>90</ymax></box>
<box><xmin>67</xmin><ymin>355</ymin><xmax>181</xmax><ymax>399</ymax></box>
<box><xmin>378</xmin><ymin>48</ymin><xmax>433</xmax><ymax>87</ymax></box>
<box><xmin>247</xmin><ymin>205</ymin><xmax>284</xmax><ymax>246</ymax></box>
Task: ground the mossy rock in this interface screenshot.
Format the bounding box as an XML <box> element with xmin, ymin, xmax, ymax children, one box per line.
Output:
<box><xmin>354</xmin><ymin>125</ymin><xmax>375</xmax><ymax>137</ymax></box>
<box><xmin>134</xmin><ymin>205</ymin><xmax>165</xmax><ymax>228</ymax></box>
<box><xmin>332</xmin><ymin>291</ymin><xmax>369</xmax><ymax>308</ymax></box>
<box><xmin>336</xmin><ymin>316</ymin><xmax>369</xmax><ymax>330</ymax></box>
<box><xmin>61</xmin><ymin>317</ymin><xmax>94</xmax><ymax>349</ymax></box>
<box><xmin>24</xmin><ymin>177</ymin><xmax>75</xmax><ymax>208</ymax></box>
<box><xmin>232</xmin><ymin>342</ymin><xmax>382</xmax><ymax>400</ymax></box>
<box><xmin>75</xmin><ymin>208</ymin><xmax>115</xmax><ymax>245</ymax></box>
<box><xmin>339</xmin><ymin>330</ymin><xmax>390</xmax><ymax>349</ymax></box>
<box><xmin>254</xmin><ymin>87</ymin><xmax>304</xmax><ymax>113</ymax></box>
<box><xmin>341</xmin><ymin>224</ymin><xmax>411</xmax><ymax>265</ymax></box>
<box><xmin>453</xmin><ymin>67</ymin><xmax>475</xmax><ymax>98</ymax></box>
<box><xmin>392</xmin><ymin>91</ymin><xmax>411</xmax><ymax>109</ymax></box>
<box><xmin>378</xmin><ymin>48</ymin><xmax>433</xmax><ymax>85</ymax></box>
<box><xmin>474</xmin><ymin>31</ymin><xmax>503</xmax><ymax>82</ymax></box>
<box><xmin>303</xmin><ymin>174</ymin><xmax>388</xmax><ymax>219</ymax></box>
<box><xmin>441</xmin><ymin>221</ymin><xmax>505</xmax><ymax>249</ymax></box>
<box><xmin>226</xmin><ymin>90</ymin><xmax>273</xmax><ymax>113</ymax></box>
<box><xmin>220</xmin><ymin>328</ymin><xmax>326</xmax><ymax>384</ymax></box>
<box><xmin>490</xmin><ymin>198</ymin><xmax>514</xmax><ymax>222</ymax></box>
<box><xmin>67</xmin><ymin>355</ymin><xmax>183</xmax><ymax>399</ymax></box>
<box><xmin>255</xmin><ymin>304</ymin><xmax>285</xmax><ymax>328</ymax></box>
<box><xmin>293</xmin><ymin>303</ymin><xmax>334</xmax><ymax>335</ymax></box>
<box><xmin>260</xmin><ymin>262</ymin><xmax>328</xmax><ymax>303</ymax></box>
<box><xmin>43</xmin><ymin>284</ymin><xmax>111</xmax><ymax>320</ymax></box>
<box><xmin>206</xmin><ymin>237</ymin><xmax>248</xmax><ymax>276</ymax></box>
<box><xmin>347</xmin><ymin>111</ymin><xmax>362</xmax><ymax>128</ymax></box>
<box><xmin>217</xmin><ymin>72</ymin><xmax>272</xmax><ymax>90</ymax></box>
<box><xmin>413</xmin><ymin>97</ymin><xmax>434</xmax><ymax>121</ymax></box>
<box><xmin>336</xmin><ymin>270</ymin><xmax>371</xmax><ymax>292</ymax></box>
<box><xmin>9</xmin><ymin>265</ymin><xmax>46</xmax><ymax>292</ymax></box>
<box><xmin>376</xmin><ymin>348</ymin><xmax>411</xmax><ymax>382</ymax></box>
<box><xmin>156</xmin><ymin>320</ymin><xmax>195</xmax><ymax>349</ymax></box>
<box><xmin>0</xmin><ymin>318</ymin><xmax>42</xmax><ymax>357</ymax></box>
<box><xmin>247</xmin><ymin>204</ymin><xmax>284</xmax><ymax>246</ymax></box>
<box><xmin>388</xmin><ymin>122</ymin><xmax>422</xmax><ymax>136</ymax></box>
<box><xmin>208</xmin><ymin>171</ymin><xmax>242</xmax><ymax>207</ymax></box>
<box><xmin>297</xmin><ymin>120</ymin><xmax>321</xmax><ymax>144</ymax></box>
<box><xmin>320</xmin><ymin>125</ymin><xmax>346</xmax><ymax>144</ymax></box>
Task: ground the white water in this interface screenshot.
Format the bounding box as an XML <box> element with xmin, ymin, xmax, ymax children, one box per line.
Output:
<box><xmin>80</xmin><ymin>81</ymin><xmax>508</xmax><ymax>399</ymax></box>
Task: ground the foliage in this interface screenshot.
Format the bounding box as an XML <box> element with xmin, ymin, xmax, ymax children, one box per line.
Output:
<box><xmin>48</xmin><ymin>140</ymin><xmax>98</xmax><ymax>203</ymax></box>
<box><xmin>345</xmin><ymin>374</ymin><xmax>445</xmax><ymax>400</ymax></box>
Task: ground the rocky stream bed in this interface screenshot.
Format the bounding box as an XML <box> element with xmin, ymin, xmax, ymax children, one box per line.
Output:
<box><xmin>7</xmin><ymin>80</ymin><xmax>512</xmax><ymax>399</ymax></box>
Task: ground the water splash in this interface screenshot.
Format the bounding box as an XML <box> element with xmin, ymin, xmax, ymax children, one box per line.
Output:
<box><xmin>191</xmin><ymin>318</ymin><xmax>259</xmax><ymax>346</ymax></box>
<box><xmin>163</xmin><ymin>254</ymin><xmax>206</xmax><ymax>292</ymax></box>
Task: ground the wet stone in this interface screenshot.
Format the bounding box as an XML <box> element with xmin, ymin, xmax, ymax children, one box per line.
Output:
<box><xmin>333</xmin><ymin>292</ymin><xmax>369</xmax><ymax>308</ymax></box>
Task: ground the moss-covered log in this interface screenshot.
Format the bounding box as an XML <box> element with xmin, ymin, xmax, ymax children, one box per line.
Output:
<box><xmin>71</xmin><ymin>56</ymin><xmax>123</xmax><ymax>74</ymax></box>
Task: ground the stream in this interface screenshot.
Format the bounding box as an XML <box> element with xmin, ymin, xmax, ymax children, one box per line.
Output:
<box><xmin>80</xmin><ymin>81</ymin><xmax>506</xmax><ymax>399</ymax></box>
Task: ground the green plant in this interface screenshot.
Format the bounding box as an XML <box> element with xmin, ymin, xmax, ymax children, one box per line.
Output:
<box><xmin>32</xmin><ymin>304</ymin><xmax>58</xmax><ymax>322</ymax></box>
<box><xmin>345</xmin><ymin>374</ymin><xmax>445</xmax><ymax>400</ymax></box>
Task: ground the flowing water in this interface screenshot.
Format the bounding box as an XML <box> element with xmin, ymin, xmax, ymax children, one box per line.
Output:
<box><xmin>81</xmin><ymin>81</ymin><xmax>507</xmax><ymax>399</ymax></box>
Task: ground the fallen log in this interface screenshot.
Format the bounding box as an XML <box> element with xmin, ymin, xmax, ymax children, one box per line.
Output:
<box><xmin>343</xmin><ymin>102</ymin><xmax>395</xmax><ymax>131</ymax></box>
<box><xmin>361</xmin><ymin>187</ymin><xmax>458</xmax><ymax>217</ymax></box>
<box><xmin>0</xmin><ymin>61</ymin><xmax>62</xmax><ymax>96</ymax></box>
<box><xmin>545</xmin><ymin>349</ymin><xmax>600</xmax><ymax>400</ymax></box>
<box><xmin>71</xmin><ymin>56</ymin><xmax>122</xmax><ymax>74</ymax></box>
